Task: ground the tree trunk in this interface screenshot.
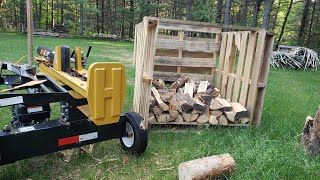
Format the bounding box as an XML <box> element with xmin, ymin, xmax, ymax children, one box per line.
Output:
<box><xmin>252</xmin><ymin>0</ymin><xmax>262</xmax><ymax>27</ymax></box>
<box><xmin>129</xmin><ymin>0</ymin><xmax>134</xmax><ymax>39</ymax></box>
<box><xmin>51</xmin><ymin>0</ymin><xmax>54</xmax><ymax>28</ymax></box>
<box><xmin>186</xmin><ymin>0</ymin><xmax>191</xmax><ymax>20</ymax></box>
<box><xmin>121</xmin><ymin>0</ymin><xmax>125</xmax><ymax>39</ymax></box>
<box><xmin>224</xmin><ymin>0</ymin><xmax>232</xmax><ymax>25</ymax></box>
<box><xmin>60</xmin><ymin>0</ymin><xmax>64</xmax><ymax>25</ymax></box>
<box><xmin>101</xmin><ymin>0</ymin><xmax>105</xmax><ymax>33</ymax></box>
<box><xmin>38</xmin><ymin>0</ymin><xmax>42</xmax><ymax>29</ymax></box>
<box><xmin>96</xmin><ymin>0</ymin><xmax>100</xmax><ymax>33</ymax></box>
<box><xmin>13</xmin><ymin>0</ymin><xmax>17</xmax><ymax>27</ymax></box>
<box><xmin>216</xmin><ymin>0</ymin><xmax>223</xmax><ymax>23</ymax></box>
<box><xmin>79</xmin><ymin>2</ymin><xmax>84</xmax><ymax>36</ymax></box>
<box><xmin>306</xmin><ymin>0</ymin><xmax>316</xmax><ymax>47</ymax></box>
<box><xmin>46</xmin><ymin>0</ymin><xmax>49</xmax><ymax>30</ymax></box>
<box><xmin>19</xmin><ymin>0</ymin><xmax>26</xmax><ymax>32</ymax></box>
<box><xmin>240</xmin><ymin>0</ymin><xmax>248</xmax><ymax>26</ymax></box>
<box><xmin>275</xmin><ymin>0</ymin><xmax>294</xmax><ymax>50</ymax></box>
<box><xmin>262</xmin><ymin>0</ymin><xmax>274</xmax><ymax>29</ymax></box>
<box><xmin>298</xmin><ymin>0</ymin><xmax>311</xmax><ymax>45</ymax></box>
<box><xmin>271</xmin><ymin>0</ymin><xmax>280</xmax><ymax>30</ymax></box>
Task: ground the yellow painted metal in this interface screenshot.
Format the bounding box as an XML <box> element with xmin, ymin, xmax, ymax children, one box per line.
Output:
<box><xmin>86</xmin><ymin>63</ymin><xmax>126</xmax><ymax>125</ymax></box>
<box><xmin>39</xmin><ymin>62</ymin><xmax>126</xmax><ymax>126</ymax></box>
<box><xmin>53</xmin><ymin>46</ymin><xmax>62</xmax><ymax>71</ymax></box>
<box><xmin>75</xmin><ymin>47</ymin><xmax>83</xmax><ymax>71</ymax></box>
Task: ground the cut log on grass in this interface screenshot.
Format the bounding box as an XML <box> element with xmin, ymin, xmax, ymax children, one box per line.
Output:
<box><xmin>197</xmin><ymin>115</ymin><xmax>209</xmax><ymax>124</ymax></box>
<box><xmin>170</xmin><ymin>75</ymin><xmax>189</xmax><ymax>89</ymax></box>
<box><xmin>151</xmin><ymin>87</ymin><xmax>169</xmax><ymax>111</ymax></box>
<box><xmin>209</xmin><ymin>115</ymin><xmax>219</xmax><ymax>125</ymax></box>
<box><xmin>157</xmin><ymin>113</ymin><xmax>171</xmax><ymax>123</ymax></box>
<box><xmin>176</xmin><ymin>91</ymin><xmax>195</xmax><ymax>112</ymax></box>
<box><xmin>178</xmin><ymin>153</ymin><xmax>236</xmax><ymax>180</ymax></box>
<box><xmin>211</xmin><ymin>110</ymin><xmax>223</xmax><ymax>118</ymax></box>
<box><xmin>301</xmin><ymin>109</ymin><xmax>320</xmax><ymax>154</ymax></box>
<box><xmin>219</xmin><ymin>115</ymin><xmax>228</xmax><ymax>126</ymax></box>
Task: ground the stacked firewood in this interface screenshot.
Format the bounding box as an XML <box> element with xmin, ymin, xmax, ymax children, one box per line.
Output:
<box><xmin>149</xmin><ymin>75</ymin><xmax>249</xmax><ymax>126</ymax></box>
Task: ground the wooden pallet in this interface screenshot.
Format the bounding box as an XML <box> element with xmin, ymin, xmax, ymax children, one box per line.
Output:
<box><xmin>133</xmin><ymin>17</ymin><xmax>274</xmax><ymax>128</ymax></box>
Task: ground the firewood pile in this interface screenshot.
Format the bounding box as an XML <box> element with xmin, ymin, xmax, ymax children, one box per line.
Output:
<box><xmin>149</xmin><ymin>75</ymin><xmax>250</xmax><ymax>126</ymax></box>
<box><xmin>52</xmin><ymin>24</ymin><xmax>68</xmax><ymax>34</ymax></box>
<box><xmin>271</xmin><ymin>47</ymin><xmax>319</xmax><ymax>70</ymax></box>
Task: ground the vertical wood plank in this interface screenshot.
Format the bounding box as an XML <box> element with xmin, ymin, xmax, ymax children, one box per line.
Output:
<box><xmin>225</xmin><ymin>33</ymin><xmax>237</xmax><ymax>101</ymax></box>
<box><xmin>216</xmin><ymin>33</ymin><xmax>228</xmax><ymax>89</ymax></box>
<box><xmin>232</xmin><ymin>31</ymin><xmax>249</xmax><ymax>102</ymax></box>
<box><xmin>220</xmin><ymin>32</ymin><xmax>234</xmax><ymax>98</ymax></box>
<box><xmin>27</xmin><ymin>0</ymin><xmax>34</xmax><ymax>65</ymax></box>
<box><xmin>177</xmin><ymin>31</ymin><xmax>184</xmax><ymax>73</ymax></box>
<box><xmin>252</xmin><ymin>33</ymin><xmax>274</xmax><ymax>127</ymax></box>
<box><xmin>212</xmin><ymin>33</ymin><xmax>221</xmax><ymax>76</ymax></box>
<box><xmin>239</xmin><ymin>32</ymin><xmax>258</xmax><ymax>106</ymax></box>
<box><xmin>246</xmin><ymin>30</ymin><xmax>267</xmax><ymax>125</ymax></box>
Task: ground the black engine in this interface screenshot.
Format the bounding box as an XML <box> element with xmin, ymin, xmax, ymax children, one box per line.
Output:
<box><xmin>11</xmin><ymin>104</ymin><xmax>51</xmax><ymax>128</ymax></box>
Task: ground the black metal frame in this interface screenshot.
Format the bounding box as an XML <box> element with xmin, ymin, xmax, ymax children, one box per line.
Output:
<box><xmin>0</xmin><ymin>63</ymin><xmax>128</xmax><ymax>166</ymax></box>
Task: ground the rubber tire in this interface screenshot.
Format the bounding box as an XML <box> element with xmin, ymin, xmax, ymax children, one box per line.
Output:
<box><xmin>120</xmin><ymin>112</ymin><xmax>148</xmax><ymax>154</ymax></box>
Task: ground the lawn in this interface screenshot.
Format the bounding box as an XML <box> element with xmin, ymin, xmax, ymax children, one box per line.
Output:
<box><xmin>0</xmin><ymin>32</ymin><xmax>320</xmax><ymax>179</ymax></box>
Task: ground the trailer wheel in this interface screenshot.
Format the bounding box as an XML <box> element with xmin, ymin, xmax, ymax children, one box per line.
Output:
<box><xmin>120</xmin><ymin>112</ymin><xmax>148</xmax><ymax>154</ymax></box>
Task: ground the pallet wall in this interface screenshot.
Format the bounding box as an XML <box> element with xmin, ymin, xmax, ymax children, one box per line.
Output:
<box><xmin>133</xmin><ymin>17</ymin><xmax>274</xmax><ymax>128</ymax></box>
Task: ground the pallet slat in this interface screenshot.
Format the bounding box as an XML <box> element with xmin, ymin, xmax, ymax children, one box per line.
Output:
<box><xmin>156</xmin><ymin>38</ymin><xmax>220</xmax><ymax>53</ymax></box>
<box><xmin>154</xmin><ymin>56</ymin><xmax>215</xmax><ymax>68</ymax></box>
<box><xmin>158</xmin><ymin>22</ymin><xmax>222</xmax><ymax>34</ymax></box>
<box><xmin>153</xmin><ymin>71</ymin><xmax>214</xmax><ymax>83</ymax></box>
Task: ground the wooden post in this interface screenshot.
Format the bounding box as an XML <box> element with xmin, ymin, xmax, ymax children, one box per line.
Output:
<box><xmin>26</xmin><ymin>0</ymin><xmax>34</xmax><ymax>65</ymax></box>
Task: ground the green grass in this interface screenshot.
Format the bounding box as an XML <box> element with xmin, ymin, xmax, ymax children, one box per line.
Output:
<box><xmin>0</xmin><ymin>32</ymin><xmax>320</xmax><ymax>179</ymax></box>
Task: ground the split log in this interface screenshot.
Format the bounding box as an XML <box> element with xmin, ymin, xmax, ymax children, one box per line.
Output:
<box><xmin>168</xmin><ymin>96</ymin><xmax>182</xmax><ymax>113</ymax></box>
<box><xmin>170</xmin><ymin>75</ymin><xmax>189</xmax><ymax>89</ymax></box>
<box><xmin>190</xmin><ymin>114</ymin><xmax>199</xmax><ymax>122</ymax></box>
<box><xmin>184</xmin><ymin>83</ymin><xmax>195</xmax><ymax>98</ymax></box>
<box><xmin>213</xmin><ymin>88</ymin><xmax>221</xmax><ymax>98</ymax></box>
<box><xmin>209</xmin><ymin>98</ymin><xmax>232</xmax><ymax>111</ymax></box>
<box><xmin>197</xmin><ymin>115</ymin><xmax>209</xmax><ymax>124</ymax></box>
<box><xmin>197</xmin><ymin>81</ymin><xmax>208</xmax><ymax>94</ymax></box>
<box><xmin>175</xmin><ymin>114</ymin><xmax>184</xmax><ymax>122</ymax></box>
<box><xmin>149</xmin><ymin>112</ymin><xmax>157</xmax><ymax>123</ymax></box>
<box><xmin>176</xmin><ymin>91</ymin><xmax>195</xmax><ymax>112</ymax></box>
<box><xmin>152</xmin><ymin>79</ymin><xmax>165</xmax><ymax>89</ymax></box>
<box><xmin>209</xmin><ymin>115</ymin><xmax>219</xmax><ymax>125</ymax></box>
<box><xmin>211</xmin><ymin>110</ymin><xmax>223</xmax><ymax>118</ymax></box>
<box><xmin>301</xmin><ymin>116</ymin><xmax>314</xmax><ymax>146</ymax></box>
<box><xmin>240</xmin><ymin>117</ymin><xmax>250</xmax><ymax>124</ymax></box>
<box><xmin>301</xmin><ymin>110</ymin><xmax>320</xmax><ymax>154</ymax></box>
<box><xmin>206</xmin><ymin>83</ymin><xmax>215</xmax><ymax>94</ymax></box>
<box><xmin>158</xmin><ymin>89</ymin><xmax>174</xmax><ymax>102</ymax></box>
<box><xmin>142</xmin><ymin>71</ymin><xmax>151</xmax><ymax>83</ymax></box>
<box><xmin>157</xmin><ymin>113</ymin><xmax>170</xmax><ymax>123</ymax></box>
<box><xmin>224</xmin><ymin>103</ymin><xmax>248</xmax><ymax>122</ymax></box>
<box><xmin>149</xmin><ymin>96</ymin><xmax>156</xmax><ymax>107</ymax></box>
<box><xmin>219</xmin><ymin>115</ymin><xmax>228</xmax><ymax>126</ymax></box>
<box><xmin>193</xmin><ymin>96</ymin><xmax>207</xmax><ymax>112</ymax></box>
<box><xmin>198</xmin><ymin>95</ymin><xmax>213</xmax><ymax>105</ymax></box>
<box><xmin>205</xmin><ymin>107</ymin><xmax>211</xmax><ymax>118</ymax></box>
<box><xmin>169</xmin><ymin>110</ymin><xmax>179</xmax><ymax>119</ymax></box>
<box><xmin>182</xmin><ymin>112</ymin><xmax>192</xmax><ymax>122</ymax></box>
<box><xmin>151</xmin><ymin>87</ymin><xmax>169</xmax><ymax>111</ymax></box>
<box><xmin>151</xmin><ymin>106</ymin><xmax>163</xmax><ymax>116</ymax></box>
<box><xmin>178</xmin><ymin>153</ymin><xmax>236</xmax><ymax>180</ymax></box>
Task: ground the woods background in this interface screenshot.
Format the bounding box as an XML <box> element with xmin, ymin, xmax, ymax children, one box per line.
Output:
<box><xmin>0</xmin><ymin>0</ymin><xmax>319</xmax><ymax>50</ymax></box>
